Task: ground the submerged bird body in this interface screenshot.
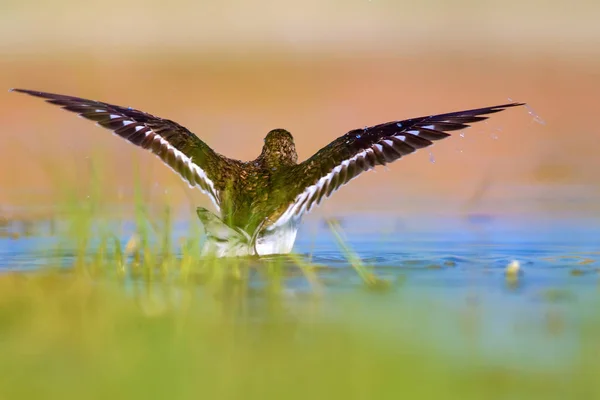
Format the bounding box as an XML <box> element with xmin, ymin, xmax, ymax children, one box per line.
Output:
<box><xmin>195</xmin><ymin>131</ymin><xmax>302</xmax><ymax>257</ymax></box>
<box><xmin>12</xmin><ymin>88</ymin><xmax>523</xmax><ymax>257</ymax></box>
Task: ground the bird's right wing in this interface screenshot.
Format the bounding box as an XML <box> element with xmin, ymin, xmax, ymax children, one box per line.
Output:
<box><xmin>12</xmin><ymin>89</ymin><xmax>241</xmax><ymax>212</ymax></box>
<box><xmin>269</xmin><ymin>102</ymin><xmax>524</xmax><ymax>229</ymax></box>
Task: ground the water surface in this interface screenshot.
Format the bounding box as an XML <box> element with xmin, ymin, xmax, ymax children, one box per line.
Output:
<box><xmin>1</xmin><ymin>214</ymin><xmax>598</xmax><ymax>371</ymax></box>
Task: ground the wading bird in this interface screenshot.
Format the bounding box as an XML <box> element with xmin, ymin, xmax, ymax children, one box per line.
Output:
<box><xmin>12</xmin><ymin>88</ymin><xmax>523</xmax><ymax>257</ymax></box>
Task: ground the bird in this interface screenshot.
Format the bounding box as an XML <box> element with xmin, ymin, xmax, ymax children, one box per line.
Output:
<box><xmin>11</xmin><ymin>88</ymin><xmax>524</xmax><ymax>257</ymax></box>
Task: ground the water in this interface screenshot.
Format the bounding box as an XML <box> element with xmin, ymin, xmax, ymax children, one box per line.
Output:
<box><xmin>1</xmin><ymin>214</ymin><xmax>598</xmax><ymax>371</ymax></box>
<box><xmin>2</xmin><ymin>214</ymin><xmax>598</xmax><ymax>296</ymax></box>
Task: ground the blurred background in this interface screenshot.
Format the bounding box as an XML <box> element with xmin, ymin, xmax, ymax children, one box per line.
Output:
<box><xmin>2</xmin><ymin>0</ymin><xmax>599</xmax><ymax>222</ymax></box>
<box><xmin>2</xmin><ymin>3</ymin><xmax>600</xmax><ymax>398</ymax></box>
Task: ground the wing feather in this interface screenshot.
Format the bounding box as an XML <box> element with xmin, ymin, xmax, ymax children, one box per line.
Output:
<box><xmin>270</xmin><ymin>102</ymin><xmax>524</xmax><ymax>229</ymax></box>
<box><xmin>12</xmin><ymin>88</ymin><xmax>240</xmax><ymax>212</ymax></box>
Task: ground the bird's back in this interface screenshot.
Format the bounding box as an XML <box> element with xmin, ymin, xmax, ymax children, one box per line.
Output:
<box><xmin>219</xmin><ymin>161</ymin><xmax>295</xmax><ymax>234</ymax></box>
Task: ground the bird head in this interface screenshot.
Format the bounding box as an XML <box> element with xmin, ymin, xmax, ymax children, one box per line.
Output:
<box><xmin>259</xmin><ymin>129</ymin><xmax>298</xmax><ymax>167</ymax></box>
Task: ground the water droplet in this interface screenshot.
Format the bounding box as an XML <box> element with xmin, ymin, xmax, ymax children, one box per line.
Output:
<box><xmin>429</xmin><ymin>151</ymin><xmax>436</xmax><ymax>164</ymax></box>
<box><xmin>397</xmin><ymin>122</ymin><xmax>403</xmax><ymax>128</ymax></box>
<box><xmin>459</xmin><ymin>132</ymin><xmax>465</xmax><ymax>138</ymax></box>
<box><xmin>525</xmin><ymin>104</ymin><xmax>546</xmax><ymax>125</ymax></box>
<box><xmin>127</xmin><ymin>106</ymin><xmax>133</xmax><ymax>110</ymax></box>
<box><xmin>356</xmin><ymin>134</ymin><xmax>361</xmax><ymax>139</ymax></box>
<box><xmin>509</xmin><ymin>97</ymin><xmax>546</xmax><ymax>125</ymax></box>
<box><xmin>490</xmin><ymin>127</ymin><xmax>501</xmax><ymax>140</ymax></box>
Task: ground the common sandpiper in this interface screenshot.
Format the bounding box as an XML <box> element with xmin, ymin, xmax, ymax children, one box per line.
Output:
<box><xmin>11</xmin><ymin>88</ymin><xmax>523</xmax><ymax>257</ymax></box>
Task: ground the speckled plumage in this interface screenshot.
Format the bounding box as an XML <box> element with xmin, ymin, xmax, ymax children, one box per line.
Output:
<box><xmin>12</xmin><ymin>88</ymin><xmax>524</xmax><ymax>257</ymax></box>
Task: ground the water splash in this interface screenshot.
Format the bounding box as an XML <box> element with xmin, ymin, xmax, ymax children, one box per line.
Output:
<box><xmin>508</xmin><ymin>97</ymin><xmax>546</xmax><ymax>125</ymax></box>
<box><xmin>525</xmin><ymin>104</ymin><xmax>546</xmax><ymax>125</ymax></box>
<box><xmin>429</xmin><ymin>151</ymin><xmax>436</xmax><ymax>164</ymax></box>
<box><xmin>490</xmin><ymin>127</ymin><xmax>502</xmax><ymax>140</ymax></box>
<box><xmin>357</xmin><ymin>126</ymin><xmax>367</xmax><ymax>138</ymax></box>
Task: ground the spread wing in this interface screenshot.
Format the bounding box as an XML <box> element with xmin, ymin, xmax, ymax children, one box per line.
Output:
<box><xmin>11</xmin><ymin>88</ymin><xmax>239</xmax><ymax>212</ymax></box>
<box><xmin>270</xmin><ymin>102</ymin><xmax>524</xmax><ymax>229</ymax></box>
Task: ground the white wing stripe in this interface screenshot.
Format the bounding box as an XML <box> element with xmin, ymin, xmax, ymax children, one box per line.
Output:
<box><xmin>270</xmin><ymin>121</ymin><xmax>445</xmax><ymax>230</ymax></box>
<box><xmin>269</xmin><ymin>148</ymin><xmax>373</xmax><ymax>230</ymax></box>
<box><xmin>154</xmin><ymin>135</ymin><xmax>220</xmax><ymax>211</ymax></box>
<box><xmin>109</xmin><ymin>117</ymin><xmax>220</xmax><ymax>212</ymax></box>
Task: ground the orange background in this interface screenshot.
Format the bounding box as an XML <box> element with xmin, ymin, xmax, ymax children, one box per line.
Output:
<box><xmin>1</xmin><ymin>0</ymin><xmax>599</xmax><ymax>220</ymax></box>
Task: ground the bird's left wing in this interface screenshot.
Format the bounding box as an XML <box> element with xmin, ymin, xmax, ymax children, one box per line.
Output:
<box><xmin>11</xmin><ymin>89</ymin><xmax>239</xmax><ymax>212</ymax></box>
<box><xmin>270</xmin><ymin>102</ymin><xmax>524</xmax><ymax>229</ymax></box>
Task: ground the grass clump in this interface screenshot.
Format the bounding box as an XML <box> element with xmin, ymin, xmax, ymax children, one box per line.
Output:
<box><xmin>2</xmin><ymin>157</ymin><xmax>600</xmax><ymax>400</ymax></box>
<box><xmin>1</xmin><ymin>270</ymin><xmax>598</xmax><ymax>400</ymax></box>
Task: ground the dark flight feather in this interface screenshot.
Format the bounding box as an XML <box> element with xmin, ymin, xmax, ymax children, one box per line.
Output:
<box><xmin>11</xmin><ymin>88</ymin><xmax>244</xmax><ymax>211</ymax></box>
<box><xmin>271</xmin><ymin>102</ymin><xmax>524</xmax><ymax>228</ymax></box>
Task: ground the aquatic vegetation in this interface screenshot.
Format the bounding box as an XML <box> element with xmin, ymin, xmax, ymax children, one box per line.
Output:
<box><xmin>2</xmin><ymin>156</ymin><xmax>600</xmax><ymax>400</ymax></box>
<box><xmin>1</xmin><ymin>266</ymin><xmax>600</xmax><ymax>399</ymax></box>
